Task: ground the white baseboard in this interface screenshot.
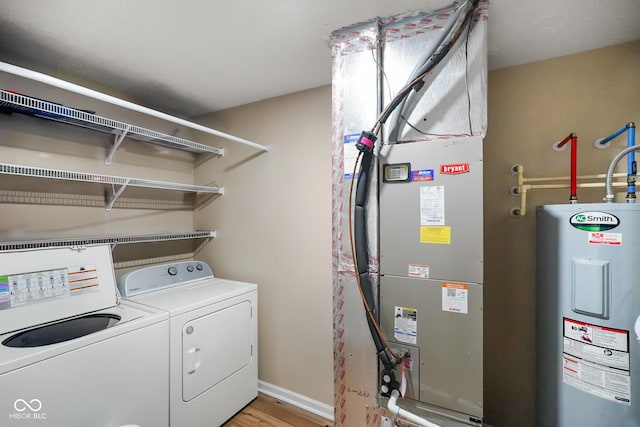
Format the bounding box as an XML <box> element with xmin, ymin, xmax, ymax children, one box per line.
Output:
<box><xmin>258</xmin><ymin>380</ymin><xmax>334</xmax><ymax>422</ymax></box>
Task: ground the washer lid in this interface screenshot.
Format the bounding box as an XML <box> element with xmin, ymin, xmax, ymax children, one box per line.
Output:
<box><xmin>131</xmin><ymin>278</ymin><xmax>257</xmax><ymax>316</ymax></box>
<box><xmin>0</xmin><ymin>245</ymin><xmax>119</xmax><ymax>335</ymax></box>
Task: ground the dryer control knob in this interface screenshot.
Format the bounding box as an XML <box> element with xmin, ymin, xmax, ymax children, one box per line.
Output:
<box><xmin>186</xmin><ymin>326</ymin><xmax>194</xmax><ymax>334</ymax></box>
<box><xmin>187</xmin><ymin>264</ymin><xmax>194</xmax><ymax>272</ymax></box>
<box><xmin>196</xmin><ymin>263</ymin><xmax>203</xmax><ymax>271</ymax></box>
<box><xmin>168</xmin><ymin>266</ymin><xmax>178</xmax><ymax>276</ymax></box>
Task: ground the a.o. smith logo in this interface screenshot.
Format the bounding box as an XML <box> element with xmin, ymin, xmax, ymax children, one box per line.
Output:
<box><xmin>570</xmin><ymin>211</ymin><xmax>620</xmax><ymax>231</ymax></box>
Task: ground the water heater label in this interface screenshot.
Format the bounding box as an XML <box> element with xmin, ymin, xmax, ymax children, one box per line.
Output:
<box><xmin>588</xmin><ymin>232</ymin><xmax>622</xmax><ymax>246</ymax></box>
<box><xmin>394</xmin><ymin>306</ymin><xmax>417</xmax><ymax>344</ymax></box>
<box><xmin>569</xmin><ymin>211</ymin><xmax>620</xmax><ymax>231</ymax></box>
<box><xmin>562</xmin><ymin>318</ymin><xmax>630</xmax><ymax>405</ymax></box>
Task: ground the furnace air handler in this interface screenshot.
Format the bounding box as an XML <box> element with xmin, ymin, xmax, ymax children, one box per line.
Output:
<box><xmin>537</xmin><ymin>204</ymin><xmax>640</xmax><ymax>426</ymax></box>
<box><xmin>379</xmin><ymin>136</ymin><xmax>484</xmax><ymax>425</ymax></box>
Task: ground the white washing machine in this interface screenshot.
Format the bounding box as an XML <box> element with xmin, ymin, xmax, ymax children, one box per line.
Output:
<box><xmin>118</xmin><ymin>260</ymin><xmax>258</xmax><ymax>427</ymax></box>
<box><xmin>0</xmin><ymin>245</ymin><xmax>170</xmax><ymax>427</ymax></box>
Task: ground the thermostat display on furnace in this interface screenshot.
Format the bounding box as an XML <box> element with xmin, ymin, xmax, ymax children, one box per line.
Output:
<box><xmin>383</xmin><ymin>163</ymin><xmax>411</xmax><ymax>183</ymax></box>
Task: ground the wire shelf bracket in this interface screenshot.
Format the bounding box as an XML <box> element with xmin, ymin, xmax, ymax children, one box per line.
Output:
<box><xmin>106</xmin><ymin>124</ymin><xmax>131</xmax><ymax>165</ymax></box>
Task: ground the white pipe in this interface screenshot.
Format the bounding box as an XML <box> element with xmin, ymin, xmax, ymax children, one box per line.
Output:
<box><xmin>387</xmin><ymin>390</ymin><xmax>441</xmax><ymax>427</ymax></box>
<box><xmin>523</xmin><ymin>181</ymin><xmax>626</xmax><ymax>190</ymax></box>
<box><xmin>514</xmin><ymin>181</ymin><xmax>626</xmax><ymax>217</ymax></box>
<box><xmin>522</xmin><ymin>172</ymin><xmax>626</xmax><ymax>183</ymax></box>
<box><xmin>0</xmin><ymin>61</ymin><xmax>270</xmax><ymax>152</ymax></box>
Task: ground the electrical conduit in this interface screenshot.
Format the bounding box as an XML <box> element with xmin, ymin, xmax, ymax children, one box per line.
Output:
<box><xmin>604</xmin><ymin>144</ymin><xmax>640</xmax><ymax>202</ymax></box>
<box><xmin>597</xmin><ymin>123</ymin><xmax>636</xmax><ymax>202</ymax></box>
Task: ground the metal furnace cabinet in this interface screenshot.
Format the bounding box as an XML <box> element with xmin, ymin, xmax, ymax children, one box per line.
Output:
<box><xmin>378</xmin><ymin>136</ymin><xmax>484</xmax><ymax>423</ymax></box>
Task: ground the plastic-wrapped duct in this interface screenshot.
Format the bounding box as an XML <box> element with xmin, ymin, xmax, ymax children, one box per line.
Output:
<box><xmin>330</xmin><ymin>2</ymin><xmax>488</xmax><ymax>425</ymax></box>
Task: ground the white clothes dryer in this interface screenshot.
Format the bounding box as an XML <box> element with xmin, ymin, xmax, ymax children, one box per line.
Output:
<box><xmin>118</xmin><ymin>260</ymin><xmax>258</xmax><ymax>427</ymax></box>
<box><xmin>0</xmin><ymin>245</ymin><xmax>169</xmax><ymax>427</ymax></box>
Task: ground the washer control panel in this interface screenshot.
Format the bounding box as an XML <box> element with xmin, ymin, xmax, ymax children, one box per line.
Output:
<box><xmin>117</xmin><ymin>261</ymin><xmax>213</xmax><ymax>297</ymax></box>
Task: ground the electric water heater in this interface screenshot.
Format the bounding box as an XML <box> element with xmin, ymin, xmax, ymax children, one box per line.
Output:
<box><xmin>537</xmin><ymin>203</ymin><xmax>640</xmax><ymax>426</ymax></box>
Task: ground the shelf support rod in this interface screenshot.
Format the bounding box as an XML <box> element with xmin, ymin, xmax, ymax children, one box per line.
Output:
<box><xmin>105</xmin><ymin>179</ymin><xmax>130</xmax><ymax>211</ymax></box>
<box><xmin>105</xmin><ymin>125</ymin><xmax>131</xmax><ymax>165</ymax></box>
<box><xmin>0</xmin><ymin>61</ymin><xmax>270</xmax><ymax>152</ymax></box>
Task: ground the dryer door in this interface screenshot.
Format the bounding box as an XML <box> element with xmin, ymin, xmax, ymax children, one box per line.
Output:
<box><xmin>182</xmin><ymin>300</ymin><xmax>253</xmax><ymax>401</ymax></box>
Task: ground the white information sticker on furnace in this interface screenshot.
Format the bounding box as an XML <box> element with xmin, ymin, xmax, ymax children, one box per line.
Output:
<box><xmin>442</xmin><ymin>282</ymin><xmax>468</xmax><ymax>314</ymax></box>
<box><xmin>408</xmin><ymin>264</ymin><xmax>429</xmax><ymax>279</ymax></box>
<box><xmin>420</xmin><ymin>186</ymin><xmax>445</xmax><ymax>226</ymax></box>
<box><xmin>562</xmin><ymin>317</ymin><xmax>631</xmax><ymax>405</ymax></box>
<box><xmin>394</xmin><ymin>306</ymin><xmax>417</xmax><ymax>344</ymax></box>
<box><xmin>588</xmin><ymin>232</ymin><xmax>622</xmax><ymax>246</ymax></box>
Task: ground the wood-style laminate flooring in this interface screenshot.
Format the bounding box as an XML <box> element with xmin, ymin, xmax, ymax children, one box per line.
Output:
<box><xmin>223</xmin><ymin>393</ymin><xmax>334</xmax><ymax>427</ymax></box>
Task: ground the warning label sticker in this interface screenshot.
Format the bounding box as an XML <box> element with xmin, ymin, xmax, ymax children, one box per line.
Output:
<box><xmin>420</xmin><ymin>226</ymin><xmax>451</xmax><ymax>244</ymax></box>
<box><xmin>394</xmin><ymin>306</ymin><xmax>417</xmax><ymax>345</ymax></box>
<box><xmin>563</xmin><ymin>318</ymin><xmax>631</xmax><ymax>405</ymax></box>
<box><xmin>442</xmin><ymin>282</ymin><xmax>468</xmax><ymax>314</ymax></box>
<box><xmin>564</xmin><ymin>318</ymin><xmax>628</xmax><ymax>351</ymax></box>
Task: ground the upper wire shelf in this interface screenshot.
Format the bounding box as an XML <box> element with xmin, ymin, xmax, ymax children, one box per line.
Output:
<box><xmin>0</xmin><ymin>89</ymin><xmax>224</xmax><ymax>162</ymax></box>
<box><xmin>0</xmin><ymin>61</ymin><xmax>269</xmax><ymax>152</ymax></box>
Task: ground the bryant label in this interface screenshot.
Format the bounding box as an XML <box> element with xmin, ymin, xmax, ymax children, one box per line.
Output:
<box><xmin>440</xmin><ymin>163</ymin><xmax>469</xmax><ymax>175</ymax></box>
<box><xmin>570</xmin><ymin>211</ymin><xmax>620</xmax><ymax>231</ymax></box>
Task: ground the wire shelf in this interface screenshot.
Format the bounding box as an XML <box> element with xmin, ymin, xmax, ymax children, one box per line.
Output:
<box><xmin>0</xmin><ymin>89</ymin><xmax>224</xmax><ymax>156</ymax></box>
<box><xmin>0</xmin><ymin>231</ymin><xmax>216</xmax><ymax>252</ymax></box>
<box><xmin>0</xmin><ymin>163</ymin><xmax>223</xmax><ymax>194</ymax></box>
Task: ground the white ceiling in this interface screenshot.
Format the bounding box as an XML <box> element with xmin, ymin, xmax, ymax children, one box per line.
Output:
<box><xmin>0</xmin><ymin>0</ymin><xmax>638</xmax><ymax>117</ymax></box>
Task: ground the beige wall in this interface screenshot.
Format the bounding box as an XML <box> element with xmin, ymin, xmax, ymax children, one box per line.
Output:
<box><xmin>484</xmin><ymin>40</ymin><xmax>640</xmax><ymax>426</ymax></box>
<box><xmin>193</xmin><ymin>86</ymin><xmax>334</xmax><ymax>405</ymax></box>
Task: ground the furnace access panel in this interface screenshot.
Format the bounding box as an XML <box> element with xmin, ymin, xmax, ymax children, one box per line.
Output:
<box><xmin>378</xmin><ymin>136</ymin><xmax>484</xmax><ymax>423</ymax></box>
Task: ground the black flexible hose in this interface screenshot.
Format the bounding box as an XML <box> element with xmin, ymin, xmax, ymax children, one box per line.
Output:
<box><xmin>354</xmin><ymin>148</ymin><xmax>398</xmax><ymax>371</ymax></box>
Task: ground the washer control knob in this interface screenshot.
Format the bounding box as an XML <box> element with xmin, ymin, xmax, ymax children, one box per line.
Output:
<box><xmin>186</xmin><ymin>264</ymin><xmax>194</xmax><ymax>272</ymax></box>
<box><xmin>196</xmin><ymin>263</ymin><xmax>203</xmax><ymax>271</ymax></box>
<box><xmin>186</xmin><ymin>326</ymin><xmax>194</xmax><ymax>335</ymax></box>
<box><xmin>168</xmin><ymin>266</ymin><xmax>178</xmax><ymax>276</ymax></box>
